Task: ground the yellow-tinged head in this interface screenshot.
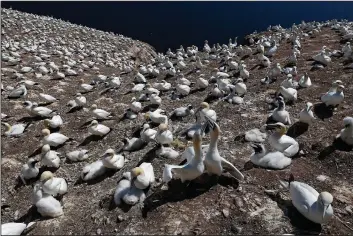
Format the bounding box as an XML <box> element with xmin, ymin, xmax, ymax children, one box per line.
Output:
<box><xmin>2</xmin><ymin>122</ymin><xmax>11</xmax><ymax>131</ymax></box>
<box><xmin>144</xmin><ymin>112</ymin><xmax>150</xmax><ymax>120</ymax></box>
<box><xmin>90</xmin><ymin>104</ymin><xmax>98</xmax><ymax>110</ymax></box>
<box><xmin>131</xmin><ymin>167</ymin><xmax>144</xmax><ymax>177</ymax></box>
<box><xmin>89</xmin><ymin>120</ymin><xmax>99</xmax><ymax>127</ymax></box>
<box><xmin>200</xmin><ymin>102</ymin><xmax>210</xmax><ymax>110</ymax></box>
<box><xmin>158</xmin><ymin>123</ymin><xmax>168</xmax><ymax>131</ymax></box>
<box><xmin>43</xmin><ymin>119</ymin><xmax>50</xmax><ymax>128</ymax></box>
<box><xmin>42</xmin><ymin>128</ymin><xmax>51</xmax><ymax>136</ymax></box>
<box><xmin>41</xmin><ymin>144</ymin><xmax>51</xmax><ymax>153</ymax></box>
<box><xmin>40</xmin><ymin>171</ymin><xmax>54</xmax><ymax>182</ymax></box>
<box><xmin>192</xmin><ymin>130</ymin><xmax>202</xmax><ymax>150</ymax></box>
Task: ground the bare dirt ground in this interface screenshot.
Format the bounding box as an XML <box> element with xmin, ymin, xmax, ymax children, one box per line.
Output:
<box><xmin>1</xmin><ymin>9</ymin><xmax>353</xmax><ymax>235</ymax></box>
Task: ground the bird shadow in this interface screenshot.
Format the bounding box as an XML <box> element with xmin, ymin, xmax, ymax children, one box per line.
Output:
<box><xmin>318</xmin><ymin>138</ymin><xmax>353</xmax><ymax>160</ymax></box>
<box><xmin>79</xmin><ymin>134</ymin><xmax>108</xmax><ymax>147</ymax></box>
<box><xmin>203</xmin><ymin>94</ymin><xmax>218</xmax><ymax>104</ymax></box>
<box><xmin>243</xmin><ymin>161</ymin><xmax>254</xmax><ymax>171</ymax></box>
<box><xmin>14</xmin><ymin>206</ymin><xmax>44</xmax><ymax>224</ymax></box>
<box><xmin>142</xmin><ymin>104</ymin><xmax>159</xmax><ymax>112</ymax></box>
<box><xmin>265</xmin><ymin>191</ymin><xmax>322</xmax><ymax>235</ymax></box>
<box><xmin>136</xmin><ymin>145</ymin><xmax>161</xmax><ymax>166</ymax></box>
<box><xmin>190</xmin><ymin>88</ymin><xmax>205</xmax><ymax>94</ymax></box>
<box><xmin>286</xmin><ymin>122</ymin><xmax>309</xmax><ymax>138</ymax></box>
<box><xmin>169</xmin><ymin>114</ymin><xmax>184</xmax><ymax>122</ymax></box>
<box><xmin>67</xmin><ymin>106</ymin><xmax>83</xmax><ymax>114</ymax></box>
<box><xmin>17</xmin><ymin>116</ymin><xmax>45</xmax><ymax>123</ymax></box>
<box><xmin>142</xmin><ymin>174</ymin><xmax>239</xmax><ymax>218</ymax></box>
<box><xmin>74</xmin><ymin>168</ymin><xmax>117</xmax><ymax>186</ymax></box>
<box><xmin>313</xmin><ymin>102</ymin><xmax>333</xmax><ymax>120</ymax></box>
<box><xmin>48</xmin><ymin>127</ymin><xmax>61</xmax><ymax>133</ymax></box>
<box><xmin>265</xmin><ymin>115</ymin><xmax>278</xmax><ymax>125</ymax></box>
<box><xmin>28</xmin><ymin>146</ymin><xmax>43</xmax><ymax>158</ymax></box>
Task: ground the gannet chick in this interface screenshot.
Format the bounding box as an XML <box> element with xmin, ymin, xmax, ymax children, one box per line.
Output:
<box><xmin>131</xmin><ymin>83</ymin><xmax>145</xmax><ymax>93</ymax></box>
<box><xmin>8</xmin><ymin>84</ymin><xmax>27</xmax><ymax>99</ymax></box>
<box><xmin>204</xmin><ymin>119</ymin><xmax>244</xmax><ymax>180</ymax></box>
<box><xmin>249</xmin><ymin>143</ymin><xmax>291</xmax><ymax>169</ymax></box>
<box><xmin>42</xmin><ymin>129</ymin><xmax>69</xmax><ymax>147</ymax></box>
<box><xmin>40</xmin><ymin>171</ymin><xmax>68</xmax><ymax>197</ymax></box>
<box><xmin>130</xmin><ymin>97</ymin><xmax>142</xmax><ymax>113</ymax></box>
<box><xmin>1</xmin><ymin>222</ymin><xmax>36</xmax><ymax>236</ymax></box>
<box><xmin>130</xmin><ymin>163</ymin><xmax>155</xmax><ymax>189</ymax></box>
<box><xmin>88</xmin><ymin>120</ymin><xmax>111</xmax><ymax>136</ymax></box>
<box><xmin>90</xmin><ymin>104</ymin><xmax>113</xmax><ymax>119</ymax></box>
<box><xmin>266</xmin><ymin>122</ymin><xmax>299</xmax><ymax>157</ymax></box>
<box><xmin>31</xmin><ymin>183</ymin><xmax>63</xmax><ymax>218</ymax></box>
<box><xmin>155</xmin><ymin>123</ymin><xmax>173</xmax><ymax>145</ymax></box>
<box><xmin>140</xmin><ymin>123</ymin><xmax>157</xmax><ymax>143</ymax></box>
<box><xmin>271</xmin><ymin>97</ymin><xmax>291</xmax><ymax>125</ymax></box>
<box><xmin>121</xmin><ymin>137</ymin><xmax>147</xmax><ymax>152</ymax></box>
<box><xmin>44</xmin><ymin>115</ymin><xmax>63</xmax><ymax>129</ymax></box>
<box><xmin>74</xmin><ymin>93</ymin><xmax>86</xmax><ymax>107</ymax></box>
<box><xmin>279</xmin><ymin>175</ymin><xmax>334</xmax><ymax>224</ymax></box>
<box><xmin>124</xmin><ymin>108</ymin><xmax>137</xmax><ymax>120</ymax></box>
<box><xmin>39</xmin><ymin>93</ymin><xmax>58</xmax><ymax>104</ymax></box>
<box><xmin>281</xmin><ymin>74</ymin><xmax>297</xmax><ymax>89</ymax></box>
<box><xmin>223</xmin><ymin>87</ymin><xmax>243</xmax><ymax>104</ymax></box>
<box><xmin>299</xmin><ymin>102</ymin><xmax>315</xmax><ymax>125</ymax></box>
<box><xmin>41</xmin><ymin>144</ymin><xmax>61</xmax><ymax>168</ymax></box>
<box><xmin>277</xmin><ymin>86</ymin><xmax>297</xmax><ymax>103</ymax></box>
<box><xmin>312</xmin><ymin>51</ymin><xmax>331</xmax><ymax>66</ymax></box>
<box><xmin>176</xmin><ymin>74</ymin><xmax>191</xmax><ymax>86</ymax></box>
<box><xmin>2</xmin><ymin>122</ymin><xmax>29</xmax><ymax>137</ymax></box>
<box><xmin>156</xmin><ymin>145</ymin><xmax>180</xmax><ymax>159</ymax></box>
<box><xmin>101</xmin><ymin>148</ymin><xmax>124</xmax><ymax>169</ymax></box>
<box><xmin>20</xmin><ymin>158</ymin><xmax>39</xmax><ymax>184</ymax></box>
<box><xmin>23</xmin><ymin>101</ymin><xmax>54</xmax><ymax>118</ymax></box>
<box><xmin>336</xmin><ymin>117</ymin><xmax>353</xmax><ymax>146</ymax></box>
<box><xmin>321</xmin><ymin>85</ymin><xmax>345</xmax><ymax>107</ymax></box>
<box><xmin>170</xmin><ymin>104</ymin><xmax>193</xmax><ymax>119</ymax></box>
<box><xmin>163</xmin><ymin>130</ymin><xmax>205</xmax><ymax>183</ymax></box>
<box><xmin>211</xmin><ymin>84</ymin><xmax>223</xmax><ymax>98</ymax></box>
<box><xmin>195</xmin><ymin>102</ymin><xmax>217</xmax><ymax>123</ymax></box>
<box><xmin>299</xmin><ymin>72</ymin><xmax>312</xmax><ymax>88</ymax></box>
<box><xmin>80</xmin><ymin>79</ymin><xmax>93</xmax><ymax>92</ymax></box>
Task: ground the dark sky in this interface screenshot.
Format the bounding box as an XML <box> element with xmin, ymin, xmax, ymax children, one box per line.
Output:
<box><xmin>2</xmin><ymin>1</ymin><xmax>353</xmax><ymax>52</ymax></box>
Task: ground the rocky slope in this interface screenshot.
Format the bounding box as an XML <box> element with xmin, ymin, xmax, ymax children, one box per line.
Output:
<box><xmin>1</xmin><ymin>8</ymin><xmax>353</xmax><ymax>235</ymax></box>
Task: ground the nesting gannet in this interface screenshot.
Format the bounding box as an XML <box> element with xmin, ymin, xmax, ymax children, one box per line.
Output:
<box><xmin>269</xmin><ymin>63</ymin><xmax>282</xmax><ymax>79</ymax></box>
<box><xmin>20</xmin><ymin>158</ymin><xmax>39</xmax><ymax>184</ymax></box>
<box><xmin>156</xmin><ymin>145</ymin><xmax>180</xmax><ymax>159</ymax></box>
<box><xmin>336</xmin><ymin>117</ymin><xmax>353</xmax><ymax>146</ymax></box>
<box><xmin>283</xmin><ymin>66</ymin><xmax>297</xmax><ymax>76</ymax></box>
<box><xmin>325</xmin><ymin>80</ymin><xmax>343</xmax><ymax>94</ymax></box>
<box><xmin>271</xmin><ymin>97</ymin><xmax>292</xmax><ymax>125</ymax></box>
<box><xmin>74</xmin><ymin>93</ymin><xmax>86</xmax><ymax>107</ymax></box>
<box><xmin>298</xmin><ymin>72</ymin><xmax>312</xmax><ymax>88</ymax></box>
<box><xmin>88</xmin><ymin>120</ymin><xmax>111</xmax><ymax>136</ymax></box>
<box><xmin>203</xmin><ymin>119</ymin><xmax>244</xmax><ymax>180</ymax></box>
<box><xmin>249</xmin><ymin>143</ymin><xmax>291</xmax><ymax>169</ymax></box>
<box><xmin>101</xmin><ymin>148</ymin><xmax>124</xmax><ymax>169</ymax></box>
<box><xmin>44</xmin><ymin>115</ymin><xmax>63</xmax><ymax>129</ymax></box>
<box><xmin>134</xmin><ymin>72</ymin><xmax>146</xmax><ymax>83</ymax></box>
<box><xmin>40</xmin><ymin>171</ymin><xmax>68</xmax><ymax>197</ymax></box>
<box><xmin>66</xmin><ymin>149</ymin><xmax>89</xmax><ymax>162</ymax></box>
<box><xmin>41</xmin><ymin>144</ymin><xmax>61</xmax><ymax>168</ymax></box>
<box><xmin>163</xmin><ymin>130</ymin><xmax>205</xmax><ymax>183</ymax></box>
<box><xmin>121</xmin><ymin>137</ymin><xmax>147</xmax><ymax>152</ymax></box>
<box><xmin>153</xmin><ymin>80</ymin><xmax>171</xmax><ymax>91</ymax></box>
<box><xmin>1</xmin><ymin>222</ymin><xmax>36</xmax><ymax>236</ymax></box>
<box><xmin>23</xmin><ymin>101</ymin><xmax>54</xmax><ymax>118</ymax></box>
<box><xmin>130</xmin><ymin>163</ymin><xmax>155</xmax><ymax>189</ymax></box>
<box><xmin>7</xmin><ymin>84</ymin><xmax>27</xmax><ymax>99</ymax></box>
<box><xmin>196</xmin><ymin>75</ymin><xmax>209</xmax><ymax>89</ymax></box>
<box><xmin>130</xmin><ymin>97</ymin><xmax>142</xmax><ymax>113</ymax></box>
<box><xmin>31</xmin><ymin>183</ymin><xmax>63</xmax><ymax>218</ymax></box>
<box><xmin>279</xmin><ymin>175</ymin><xmax>334</xmax><ymax>224</ymax></box>
<box><xmin>299</xmin><ymin>102</ymin><xmax>316</xmax><ymax>125</ymax></box>
<box><xmin>80</xmin><ymin>79</ymin><xmax>93</xmax><ymax>92</ymax></box>
<box><xmin>258</xmin><ymin>53</ymin><xmax>271</xmax><ymax>67</ymax></box>
<box><xmin>266</xmin><ymin>122</ymin><xmax>299</xmax><ymax>157</ymax></box>
<box><xmin>195</xmin><ymin>102</ymin><xmax>217</xmax><ymax>123</ymax></box>
<box><xmin>81</xmin><ymin>159</ymin><xmax>107</xmax><ymax>181</ymax></box>
<box><xmin>223</xmin><ymin>87</ymin><xmax>243</xmax><ymax>104</ymax></box>
<box><xmin>145</xmin><ymin>109</ymin><xmax>168</xmax><ymax>124</ymax></box>
<box><xmin>131</xmin><ymin>83</ymin><xmax>145</xmax><ymax>93</ymax></box>
<box><xmin>90</xmin><ymin>104</ymin><xmax>113</xmax><ymax>119</ymax></box>
<box><xmin>233</xmin><ymin>78</ymin><xmax>247</xmax><ymax>96</ymax></box>
<box><xmin>124</xmin><ymin>108</ymin><xmax>137</xmax><ymax>120</ymax></box>
<box><xmin>312</xmin><ymin>51</ymin><xmax>331</xmax><ymax>66</ymax></box>
<box><xmin>39</xmin><ymin>93</ymin><xmax>58</xmax><ymax>104</ymax></box>
<box><xmin>321</xmin><ymin>85</ymin><xmax>344</xmax><ymax>107</ymax></box>
<box><xmin>176</xmin><ymin>74</ymin><xmax>191</xmax><ymax>86</ymax></box>
<box><xmin>155</xmin><ymin>123</ymin><xmax>173</xmax><ymax>145</ymax></box>
<box><xmin>176</xmin><ymin>84</ymin><xmax>191</xmax><ymax>96</ymax></box>
<box><xmin>277</xmin><ymin>86</ymin><xmax>297</xmax><ymax>103</ymax></box>
<box><xmin>170</xmin><ymin>104</ymin><xmax>193</xmax><ymax>118</ymax></box>
<box><xmin>281</xmin><ymin>74</ymin><xmax>298</xmax><ymax>89</ymax></box>
<box><xmin>114</xmin><ymin>173</ymin><xmax>145</xmax><ymax>206</ymax></box>
<box><xmin>2</xmin><ymin>122</ymin><xmax>29</xmax><ymax>137</ymax></box>
<box><xmin>239</xmin><ymin>64</ymin><xmax>250</xmax><ymax>79</ymax></box>
<box><xmin>211</xmin><ymin>84</ymin><xmax>223</xmax><ymax>99</ymax></box>
<box><xmin>42</xmin><ymin>129</ymin><xmax>69</xmax><ymax>147</ymax></box>
<box><xmin>140</xmin><ymin>123</ymin><xmax>157</xmax><ymax>143</ymax></box>
<box><xmin>150</xmin><ymin>93</ymin><xmax>162</xmax><ymax>105</ymax></box>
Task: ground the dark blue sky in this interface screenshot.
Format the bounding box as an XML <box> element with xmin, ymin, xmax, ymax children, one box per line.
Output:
<box><xmin>2</xmin><ymin>1</ymin><xmax>353</xmax><ymax>52</ymax></box>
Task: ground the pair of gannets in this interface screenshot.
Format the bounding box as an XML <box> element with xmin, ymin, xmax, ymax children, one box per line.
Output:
<box><xmin>31</xmin><ymin>183</ymin><xmax>63</xmax><ymax>218</ymax></box>
<box><xmin>250</xmin><ymin>143</ymin><xmax>292</xmax><ymax>169</ymax></box>
<box><xmin>281</xmin><ymin>74</ymin><xmax>298</xmax><ymax>89</ymax></box>
<box><xmin>114</xmin><ymin>163</ymin><xmax>155</xmax><ymax>206</ymax></box>
<box><xmin>39</xmin><ymin>171</ymin><xmax>67</xmax><ymax>197</ymax></box>
<box><xmin>42</xmin><ymin>129</ymin><xmax>69</xmax><ymax>147</ymax></box>
<box><xmin>312</xmin><ymin>51</ymin><xmax>331</xmax><ymax>65</ymax></box>
<box><xmin>88</xmin><ymin>120</ymin><xmax>111</xmax><ymax>136</ymax></box>
<box><xmin>271</xmin><ymin>96</ymin><xmax>291</xmax><ymax>125</ymax></box>
<box><xmin>223</xmin><ymin>87</ymin><xmax>243</xmax><ymax>104</ymax></box>
<box><xmin>280</xmin><ymin>175</ymin><xmax>333</xmax><ymax>224</ymax></box>
<box><xmin>44</xmin><ymin>115</ymin><xmax>63</xmax><ymax>129</ymax></box>
<box><xmin>2</xmin><ymin>122</ymin><xmax>29</xmax><ymax>137</ymax></box>
<box><xmin>266</xmin><ymin>122</ymin><xmax>299</xmax><ymax>157</ymax></box>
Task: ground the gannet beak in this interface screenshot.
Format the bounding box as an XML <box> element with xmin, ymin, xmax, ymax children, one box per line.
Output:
<box><xmin>345</xmin><ymin>124</ymin><xmax>350</xmax><ymax>128</ymax></box>
<box><xmin>265</xmin><ymin>124</ymin><xmax>277</xmax><ymax>130</ymax></box>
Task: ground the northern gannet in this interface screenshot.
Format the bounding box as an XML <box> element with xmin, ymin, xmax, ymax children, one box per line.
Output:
<box><xmin>44</xmin><ymin>115</ymin><xmax>63</xmax><ymax>129</ymax></box>
<box><xmin>298</xmin><ymin>72</ymin><xmax>312</xmax><ymax>88</ymax></box>
<box><xmin>101</xmin><ymin>148</ymin><xmax>124</xmax><ymax>169</ymax></box>
<box><xmin>277</xmin><ymin>86</ymin><xmax>298</xmax><ymax>103</ymax></box>
<box><xmin>321</xmin><ymin>85</ymin><xmax>344</xmax><ymax>107</ymax></box>
<box><xmin>74</xmin><ymin>93</ymin><xmax>86</xmax><ymax>107</ymax></box>
<box><xmin>81</xmin><ymin>159</ymin><xmax>107</xmax><ymax>181</ymax></box>
<box><xmin>266</xmin><ymin>122</ymin><xmax>299</xmax><ymax>157</ymax></box>
<box><xmin>195</xmin><ymin>102</ymin><xmax>217</xmax><ymax>123</ymax></box>
<box><xmin>40</xmin><ymin>171</ymin><xmax>68</xmax><ymax>197</ymax></box>
<box><xmin>131</xmin><ymin>83</ymin><xmax>145</xmax><ymax>92</ymax></box>
<box><xmin>121</xmin><ymin>137</ymin><xmax>147</xmax><ymax>152</ymax></box>
<box><xmin>281</xmin><ymin>74</ymin><xmax>298</xmax><ymax>89</ymax></box>
<box><xmin>176</xmin><ymin>84</ymin><xmax>191</xmax><ymax>96</ymax></box>
<box><xmin>2</xmin><ymin>122</ymin><xmax>29</xmax><ymax>137</ymax></box>
<box><xmin>114</xmin><ymin>172</ymin><xmax>145</xmax><ymax>206</ymax></box>
<box><xmin>223</xmin><ymin>87</ymin><xmax>243</xmax><ymax>104</ymax></box>
<box><xmin>155</xmin><ymin>123</ymin><xmax>173</xmax><ymax>145</ymax></box>
<box><xmin>130</xmin><ymin>162</ymin><xmax>155</xmax><ymax>190</ymax></box>
<box><xmin>130</xmin><ymin>97</ymin><xmax>142</xmax><ymax>113</ymax></box>
<box><xmin>145</xmin><ymin>109</ymin><xmax>168</xmax><ymax>124</ymax></box>
<box><xmin>1</xmin><ymin>222</ymin><xmax>36</xmax><ymax>236</ymax></box>
<box><xmin>20</xmin><ymin>158</ymin><xmax>39</xmax><ymax>184</ymax></box>
<box><xmin>299</xmin><ymin>102</ymin><xmax>316</xmax><ymax>125</ymax></box>
<box><xmin>140</xmin><ymin>123</ymin><xmax>157</xmax><ymax>142</ymax></box>
<box><xmin>90</xmin><ymin>104</ymin><xmax>113</xmax><ymax>119</ymax></box>
<box><xmin>150</xmin><ymin>93</ymin><xmax>162</xmax><ymax>105</ymax></box>
<box><xmin>23</xmin><ymin>101</ymin><xmax>54</xmax><ymax>118</ymax></box>
<box><xmin>163</xmin><ymin>130</ymin><xmax>205</xmax><ymax>183</ymax></box>
<box><xmin>233</xmin><ymin>78</ymin><xmax>247</xmax><ymax>96</ymax></box>
<box><xmin>176</xmin><ymin>74</ymin><xmax>191</xmax><ymax>86</ymax></box>
<box><xmin>271</xmin><ymin>96</ymin><xmax>292</xmax><ymax>125</ymax></box>
<box><xmin>42</xmin><ymin>129</ymin><xmax>69</xmax><ymax>147</ymax></box>
<box><xmin>250</xmin><ymin>143</ymin><xmax>292</xmax><ymax>169</ymax></box>
<box><xmin>196</xmin><ymin>75</ymin><xmax>209</xmax><ymax>89</ymax></box>
<box><xmin>280</xmin><ymin>175</ymin><xmax>334</xmax><ymax>224</ymax></box>
<box><xmin>80</xmin><ymin>79</ymin><xmax>93</xmax><ymax>92</ymax></box>
<box><xmin>336</xmin><ymin>117</ymin><xmax>353</xmax><ymax>146</ymax></box>
<box><xmin>66</xmin><ymin>149</ymin><xmax>89</xmax><ymax>162</ymax></box>
<box><xmin>41</xmin><ymin>144</ymin><xmax>61</xmax><ymax>168</ymax></box>
<box><xmin>31</xmin><ymin>183</ymin><xmax>63</xmax><ymax>218</ymax></box>
<box><xmin>312</xmin><ymin>51</ymin><xmax>331</xmax><ymax>66</ymax></box>
<box><xmin>170</xmin><ymin>104</ymin><xmax>194</xmax><ymax>118</ymax></box>
<box><xmin>88</xmin><ymin>120</ymin><xmax>111</xmax><ymax>136</ymax></box>
<box><xmin>7</xmin><ymin>84</ymin><xmax>27</xmax><ymax>99</ymax></box>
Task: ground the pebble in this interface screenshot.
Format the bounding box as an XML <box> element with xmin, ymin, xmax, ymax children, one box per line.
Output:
<box><xmin>345</xmin><ymin>205</ymin><xmax>353</xmax><ymax>215</ymax></box>
<box><xmin>117</xmin><ymin>215</ymin><xmax>125</xmax><ymax>222</ymax></box>
<box><xmin>231</xmin><ymin>225</ymin><xmax>242</xmax><ymax>234</ymax></box>
<box><xmin>96</xmin><ymin>229</ymin><xmax>102</xmax><ymax>235</ymax></box>
<box><xmin>222</xmin><ymin>208</ymin><xmax>230</xmax><ymax>218</ymax></box>
<box><xmin>316</xmin><ymin>175</ymin><xmax>330</xmax><ymax>182</ymax></box>
<box><xmin>234</xmin><ymin>197</ymin><xmax>244</xmax><ymax>208</ymax></box>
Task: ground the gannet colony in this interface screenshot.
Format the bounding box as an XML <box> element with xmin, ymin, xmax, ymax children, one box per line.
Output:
<box><xmin>1</xmin><ymin>7</ymin><xmax>353</xmax><ymax>235</ymax></box>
